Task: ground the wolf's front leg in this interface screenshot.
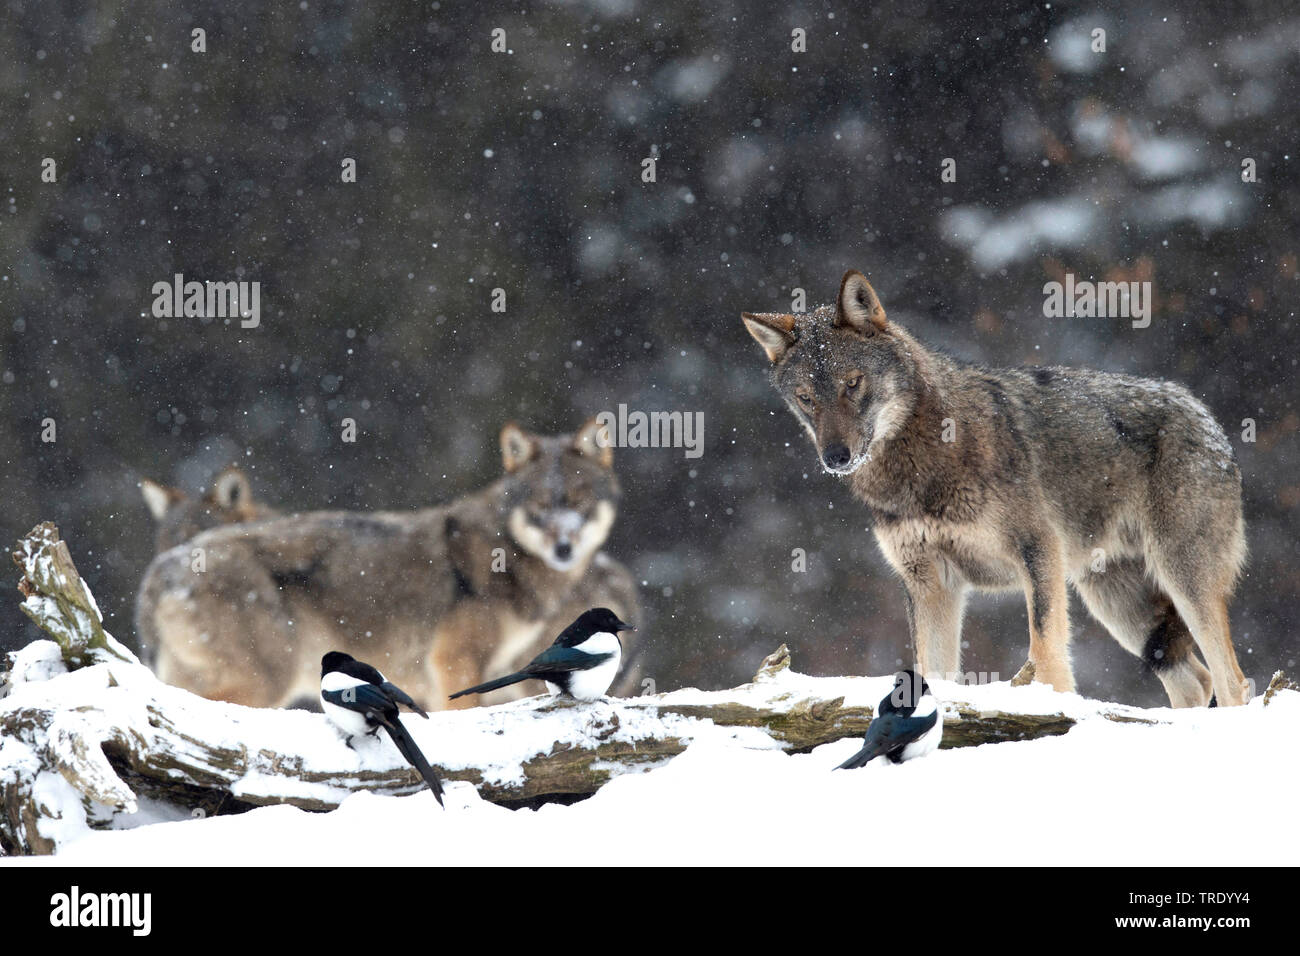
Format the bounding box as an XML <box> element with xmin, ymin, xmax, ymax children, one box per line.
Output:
<box><xmin>901</xmin><ymin>567</ymin><xmax>967</xmax><ymax>682</ymax></box>
<box><xmin>1017</xmin><ymin>535</ymin><xmax>1075</xmax><ymax>694</ymax></box>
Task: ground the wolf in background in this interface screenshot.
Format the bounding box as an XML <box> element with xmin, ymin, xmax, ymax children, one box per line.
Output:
<box><xmin>136</xmin><ymin>419</ymin><xmax>640</xmax><ymax>710</ymax></box>
<box><xmin>742</xmin><ymin>270</ymin><xmax>1250</xmax><ymax>707</ymax></box>
<box><xmin>141</xmin><ymin>466</ymin><xmax>278</xmax><ymax>552</ymax></box>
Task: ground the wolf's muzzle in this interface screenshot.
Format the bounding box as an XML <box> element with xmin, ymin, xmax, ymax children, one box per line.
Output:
<box><xmin>822</xmin><ymin>443</ymin><xmax>852</xmax><ymax>470</ymax></box>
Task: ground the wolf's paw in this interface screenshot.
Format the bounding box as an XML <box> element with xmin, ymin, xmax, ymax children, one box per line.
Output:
<box><xmin>1028</xmin><ymin>661</ymin><xmax>1076</xmax><ymax>695</ymax></box>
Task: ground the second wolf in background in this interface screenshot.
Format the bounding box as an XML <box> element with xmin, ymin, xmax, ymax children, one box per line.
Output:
<box><xmin>141</xmin><ymin>466</ymin><xmax>278</xmax><ymax>552</ymax></box>
<box><xmin>136</xmin><ymin>419</ymin><xmax>640</xmax><ymax>709</ymax></box>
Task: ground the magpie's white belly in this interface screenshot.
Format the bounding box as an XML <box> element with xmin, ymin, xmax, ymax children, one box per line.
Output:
<box><xmin>900</xmin><ymin>698</ymin><xmax>944</xmax><ymax>761</ymax></box>
<box><xmin>320</xmin><ymin>671</ymin><xmax>373</xmax><ymax>737</ymax></box>
<box><xmin>548</xmin><ymin>631</ymin><xmax>621</xmax><ymax>700</ymax></box>
<box><xmin>321</xmin><ymin>695</ymin><xmax>371</xmax><ymax>737</ymax></box>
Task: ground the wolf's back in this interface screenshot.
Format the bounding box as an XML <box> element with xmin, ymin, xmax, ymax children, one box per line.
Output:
<box><xmin>993</xmin><ymin>364</ymin><xmax>1240</xmax><ymax>489</ymax></box>
<box><xmin>972</xmin><ymin>362</ymin><xmax>1245</xmax><ymax>578</ymax></box>
<box><xmin>136</xmin><ymin>507</ymin><xmax>463</xmax><ymax>704</ymax></box>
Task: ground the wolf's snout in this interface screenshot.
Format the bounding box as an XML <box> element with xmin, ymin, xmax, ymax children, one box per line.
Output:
<box><xmin>554</xmin><ymin>540</ymin><xmax>573</xmax><ymax>561</ymax></box>
<box><xmin>822</xmin><ymin>443</ymin><xmax>852</xmax><ymax>470</ymax></box>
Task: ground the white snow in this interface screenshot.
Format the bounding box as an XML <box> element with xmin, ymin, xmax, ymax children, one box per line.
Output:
<box><xmin>4</xmin><ymin>647</ymin><xmax>1297</xmax><ymax>866</ymax></box>
<box><xmin>1137</xmin><ymin>176</ymin><xmax>1250</xmax><ymax>231</ymax></box>
<box><xmin>658</xmin><ymin>55</ymin><xmax>728</xmax><ymax>103</ymax></box>
<box><xmin>941</xmin><ymin>198</ymin><xmax>1097</xmax><ymax>272</ymax></box>
<box><xmin>1128</xmin><ymin>137</ymin><xmax>1204</xmax><ymax>181</ymax></box>
<box><xmin>1048</xmin><ymin>19</ymin><xmax>1111</xmax><ymax>75</ymax></box>
<box><xmin>6</xmin><ymin>640</ymin><xmax>68</xmax><ymax>684</ymax></box>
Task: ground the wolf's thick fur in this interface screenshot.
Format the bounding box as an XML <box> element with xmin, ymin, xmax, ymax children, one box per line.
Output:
<box><xmin>135</xmin><ymin>419</ymin><xmax>640</xmax><ymax>710</ymax></box>
<box><xmin>743</xmin><ymin>270</ymin><xmax>1250</xmax><ymax>707</ymax></box>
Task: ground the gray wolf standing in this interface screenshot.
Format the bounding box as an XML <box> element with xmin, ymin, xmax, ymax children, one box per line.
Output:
<box><xmin>742</xmin><ymin>270</ymin><xmax>1250</xmax><ymax>706</ymax></box>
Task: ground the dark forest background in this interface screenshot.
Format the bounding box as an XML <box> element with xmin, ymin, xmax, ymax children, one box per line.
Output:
<box><xmin>1</xmin><ymin>0</ymin><xmax>1296</xmax><ymax>707</ymax></box>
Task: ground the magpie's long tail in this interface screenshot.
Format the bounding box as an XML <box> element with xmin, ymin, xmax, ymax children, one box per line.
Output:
<box><xmin>380</xmin><ymin>717</ymin><xmax>445</xmax><ymax>807</ymax></box>
<box><xmin>448</xmin><ymin>671</ymin><xmax>530</xmax><ymax>700</ymax></box>
<box><xmin>835</xmin><ymin>741</ymin><xmax>883</xmax><ymax>771</ymax></box>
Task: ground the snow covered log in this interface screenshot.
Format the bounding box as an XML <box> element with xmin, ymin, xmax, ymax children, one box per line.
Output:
<box><xmin>3</xmin><ymin>629</ymin><xmax>1194</xmax><ymax>856</ymax></box>
<box><xmin>2</xmin><ymin>639</ymin><xmax>1119</xmax><ymax>855</ymax></box>
<box><xmin>4</xmin><ymin>521</ymin><xmax>1257</xmax><ymax>857</ymax></box>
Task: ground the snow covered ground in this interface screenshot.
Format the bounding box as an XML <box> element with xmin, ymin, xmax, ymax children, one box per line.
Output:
<box><xmin>5</xmin><ymin>640</ymin><xmax>1297</xmax><ymax>867</ymax></box>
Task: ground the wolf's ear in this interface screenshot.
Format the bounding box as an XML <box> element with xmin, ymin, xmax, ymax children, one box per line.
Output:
<box><xmin>141</xmin><ymin>480</ymin><xmax>181</xmax><ymax>519</ymax></box>
<box><xmin>500</xmin><ymin>423</ymin><xmax>539</xmax><ymax>472</ymax></box>
<box><xmin>741</xmin><ymin>312</ymin><xmax>797</xmax><ymax>363</ymax></box>
<box><xmin>211</xmin><ymin>467</ymin><xmax>251</xmax><ymax>509</ymax></box>
<box><xmin>572</xmin><ymin>416</ymin><xmax>614</xmax><ymax>468</ymax></box>
<box><xmin>835</xmin><ymin>270</ymin><xmax>888</xmax><ymax>333</ymax></box>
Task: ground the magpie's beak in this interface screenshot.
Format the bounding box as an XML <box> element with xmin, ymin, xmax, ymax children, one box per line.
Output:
<box><xmin>618</xmin><ymin>623</ymin><xmax>637</xmax><ymax>632</ymax></box>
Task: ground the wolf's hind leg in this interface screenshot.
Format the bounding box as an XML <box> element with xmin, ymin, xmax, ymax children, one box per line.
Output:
<box><xmin>1161</xmin><ymin>588</ymin><xmax>1249</xmax><ymax>706</ymax></box>
<box><xmin>149</xmin><ymin>594</ymin><xmax>287</xmax><ymax>707</ymax></box>
<box><xmin>1147</xmin><ymin>546</ymin><xmax>1250</xmax><ymax>706</ymax></box>
<box><xmin>1073</xmin><ymin>560</ymin><xmax>1212</xmax><ymax>708</ymax></box>
<box><xmin>1145</xmin><ymin>491</ymin><xmax>1249</xmax><ymax>705</ymax></box>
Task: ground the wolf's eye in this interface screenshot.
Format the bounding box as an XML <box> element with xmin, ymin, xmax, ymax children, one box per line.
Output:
<box><xmin>845</xmin><ymin>373</ymin><xmax>863</xmax><ymax>391</ymax></box>
<box><xmin>796</xmin><ymin>391</ymin><xmax>814</xmax><ymax>408</ymax></box>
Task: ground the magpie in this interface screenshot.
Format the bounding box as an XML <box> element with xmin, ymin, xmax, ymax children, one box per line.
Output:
<box><xmin>449</xmin><ymin>607</ymin><xmax>635</xmax><ymax>701</ymax></box>
<box><xmin>836</xmin><ymin>669</ymin><xmax>943</xmax><ymax>769</ymax></box>
<box><xmin>320</xmin><ymin>651</ymin><xmax>445</xmax><ymax>806</ymax></box>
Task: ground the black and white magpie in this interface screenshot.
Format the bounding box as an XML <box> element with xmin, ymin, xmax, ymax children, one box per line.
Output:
<box><xmin>836</xmin><ymin>669</ymin><xmax>943</xmax><ymax>769</ymax></box>
<box><xmin>449</xmin><ymin>607</ymin><xmax>634</xmax><ymax>701</ymax></box>
<box><xmin>320</xmin><ymin>651</ymin><xmax>445</xmax><ymax>806</ymax></box>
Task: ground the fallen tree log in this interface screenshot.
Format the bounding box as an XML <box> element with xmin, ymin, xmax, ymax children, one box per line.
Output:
<box><xmin>2</xmin><ymin>642</ymin><xmax>1109</xmax><ymax>855</ymax></box>
<box><xmin>5</xmin><ymin>521</ymin><xmax>1269</xmax><ymax>857</ymax></box>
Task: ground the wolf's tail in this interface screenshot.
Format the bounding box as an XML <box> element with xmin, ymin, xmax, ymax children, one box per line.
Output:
<box><xmin>448</xmin><ymin>671</ymin><xmax>530</xmax><ymax>700</ymax></box>
<box><xmin>380</xmin><ymin>716</ymin><xmax>445</xmax><ymax>807</ymax></box>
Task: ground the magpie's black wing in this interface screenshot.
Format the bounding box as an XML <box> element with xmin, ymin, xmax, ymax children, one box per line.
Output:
<box><xmin>322</xmin><ymin>682</ymin><xmax>398</xmax><ymax>720</ymax></box>
<box><xmin>380</xmin><ymin>681</ymin><xmax>428</xmax><ymax>718</ymax></box>
<box><xmin>338</xmin><ymin>658</ymin><xmax>387</xmax><ymax>685</ymax></box>
<box><xmin>836</xmin><ymin>710</ymin><xmax>938</xmax><ymax>770</ymax></box>
<box><xmin>522</xmin><ymin>644</ymin><xmax>613</xmax><ymax>677</ymax></box>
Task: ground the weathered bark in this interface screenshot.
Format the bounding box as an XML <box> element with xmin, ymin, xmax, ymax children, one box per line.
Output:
<box><xmin>12</xmin><ymin>522</ymin><xmax>135</xmax><ymax>667</ymax></box>
<box><xmin>1263</xmin><ymin>670</ymin><xmax>1299</xmax><ymax>705</ymax></box>
<box><xmin>1011</xmin><ymin>660</ymin><xmax>1036</xmax><ymax>686</ymax></box>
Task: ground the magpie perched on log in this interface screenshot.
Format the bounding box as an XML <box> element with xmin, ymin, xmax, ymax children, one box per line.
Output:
<box><xmin>837</xmin><ymin>670</ymin><xmax>943</xmax><ymax>769</ymax></box>
<box><xmin>320</xmin><ymin>651</ymin><xmax>445</xmax><ymax>806</ymax></box>
<box><xmin>449</xmin><ymin>607</ymin><xmax>634</xmax><ymax>702</ymax></box>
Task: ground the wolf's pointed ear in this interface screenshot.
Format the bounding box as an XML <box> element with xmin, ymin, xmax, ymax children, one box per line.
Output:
<box><xmin>741</xmin><ymin>312</ymin><xmax>797</xmax><ymax>363</ymax></box>
<box><xmin>835</xmin><ymin>270</ymin><xmax>888</xmax><ymax>333</ymax></box>
<box><xmin>141</xmin><ymin>480</ymin><xmax>181</xmax><ymax>519</ymax></box>
<box><xmin>211</xmin><ymin>467</ymin><xmax>251</xmax><ymax>509</ymax></box>
<box><xmin>573</xmin><ymin>416</ymin><xmax>614</xmax><ymax>468</ymax></box>
<box><xmin>500</xmin><ymin>423</ymin><xmax>539</xmax><ymax>472</ymax></box>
